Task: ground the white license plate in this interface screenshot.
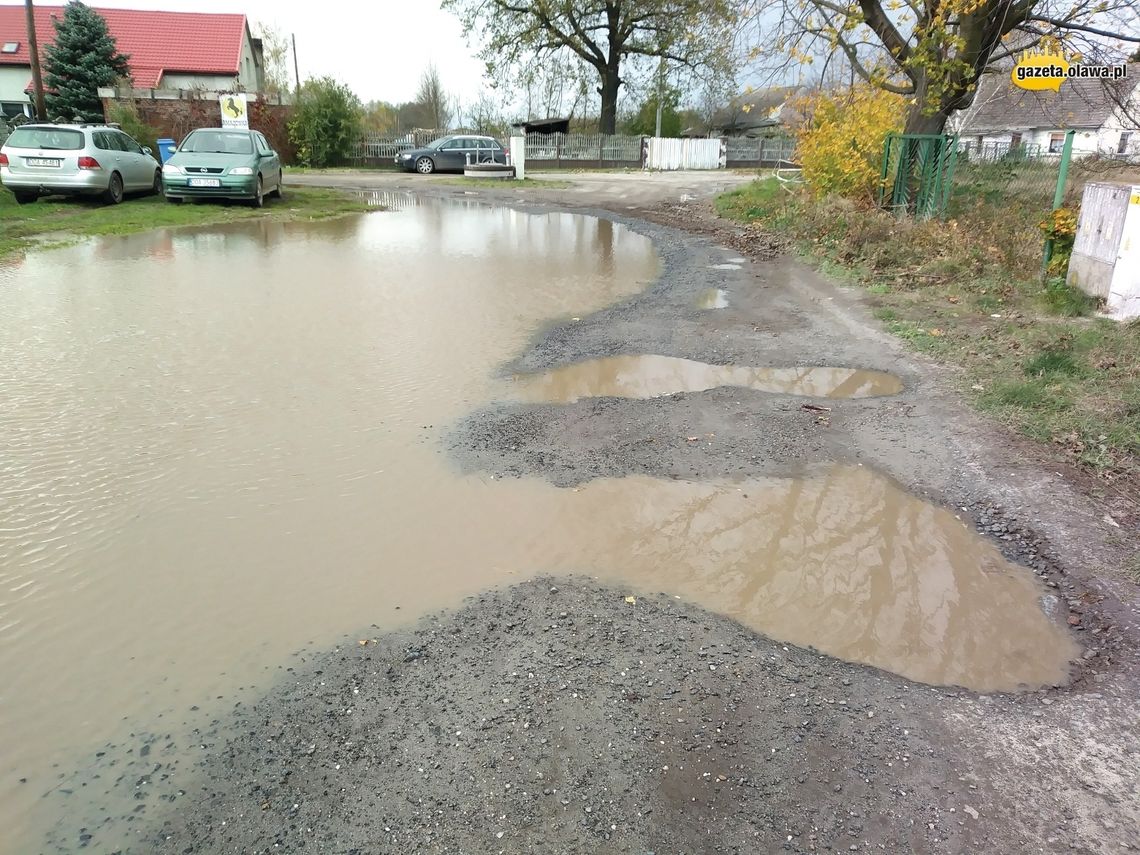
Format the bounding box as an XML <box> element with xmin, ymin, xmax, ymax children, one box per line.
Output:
<box><xmin>26</xmin><ymin>157</ymin><xmax>60</xmax><ymax>167</ymax></box>
<box><xmin>188</xmin><ymin>178</ymin><xmax>221</xmax><ymax>187</ymax></box>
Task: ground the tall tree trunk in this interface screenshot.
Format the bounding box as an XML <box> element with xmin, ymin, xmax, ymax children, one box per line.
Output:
<box><xmin>598</xmin><ymin>66</ymin><xmax>620</xmax><ymax>135</ymax></box>
<box><xmin>903</xmin><ymin>106</ymin><xmax>951</xmax><ymax>135</ymax></box>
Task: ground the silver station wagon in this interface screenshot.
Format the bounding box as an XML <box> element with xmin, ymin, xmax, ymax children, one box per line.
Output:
<box><xmin>0</xmin><ymin>122</ymin><xmax>161</xmax><ymax>204</ymax></box>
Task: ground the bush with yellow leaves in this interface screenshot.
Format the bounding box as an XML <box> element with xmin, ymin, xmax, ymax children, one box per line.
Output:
<box><xmin>792</xmin><ymin>86</ymin><xmax>906</xmax><ymax>202</ymax></box>
<box><xmin>1039</xmin><ymin>207</ymin><xmax>1079</xmax><ymax>275</ymax></box>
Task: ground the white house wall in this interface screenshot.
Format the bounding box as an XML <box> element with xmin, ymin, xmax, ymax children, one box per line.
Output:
<box><xmin>0</xmin><ymin>65</ymin><xmax>31</xmax><ymax>108</ymax></box>
<box><xmin>160</xmin><ymin>73</ymin><xmax>240</xmax><ymax>90</ymax></box>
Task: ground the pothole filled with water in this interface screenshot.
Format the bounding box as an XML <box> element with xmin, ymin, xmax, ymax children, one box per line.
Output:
<box><xmin>0</xmin><ymin>198</ymin><xmax>1070</xmax><ymax>854</ymax></box>
<box><xmin>696</xmin><ymin>287</ymin><xmax>729</xmax><ymax>309</ymax></box>
<box><xmin>512</xmin><ymin>354</ymin><xmax>904</xmax><ymax>402</ymax></box>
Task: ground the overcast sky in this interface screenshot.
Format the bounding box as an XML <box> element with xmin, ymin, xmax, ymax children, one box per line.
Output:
<box><xmin>16</xmin><ymin>0</ymin><xmax>491</xmax><ymax>105</ymax></box>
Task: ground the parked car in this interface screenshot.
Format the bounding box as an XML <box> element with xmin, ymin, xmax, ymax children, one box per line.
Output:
<box><xmin>161</xmin><ymin>128</ymin><xmax>282</xmax><ymax>207</ymax></box>
<box><xmin>395</xmin><ymin>135</ymin><xmax>507</xmax><ymax>174</ymax></box>
<box><xmin>0</xmin><ymin>122</ymin><xmax>161</xmax><ymax>204</ymax></box>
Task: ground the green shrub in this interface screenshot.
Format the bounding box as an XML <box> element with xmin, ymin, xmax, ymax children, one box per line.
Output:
<box><xmin>106</xmin><ymin>102</ymin><xmax>161</xmax><ymax>155</ymax></box>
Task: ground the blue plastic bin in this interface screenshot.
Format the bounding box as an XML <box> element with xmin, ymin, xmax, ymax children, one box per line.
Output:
<box><xmin>157</xmin><ymin>138</ymin><xmax>177</xmax><ymax>164</ymax></box>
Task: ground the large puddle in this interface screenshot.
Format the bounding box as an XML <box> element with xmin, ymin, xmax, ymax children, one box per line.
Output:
<box><xmin>0</xmin><ymin>199</ymin><xmax>1074</xmax><ymax>853</ymax></box>
<box><xmin>512</xmin><ymin>354</ymin><xmax>903</xmax><ymax>402</ymax></box>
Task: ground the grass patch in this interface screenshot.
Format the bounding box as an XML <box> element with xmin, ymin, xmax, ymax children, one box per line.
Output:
<box><xmin>1024</xmin><ymin>348</ymin><xmax>1081</xmax><ymax>377</ymax></box>
<box><xmin>1041</xmin><ymin>276</ymin><xmax>1098</xmax><ymax>317</ymax></box>
<box><xmin>0</xmin><ymin>185</ymin><xmax>374</xmax><ymax>259</ymax></box>
<box><xmin>716</xmin><ymin>175</ymin><xmax>1140</xmax><ymax>482</ymax></box>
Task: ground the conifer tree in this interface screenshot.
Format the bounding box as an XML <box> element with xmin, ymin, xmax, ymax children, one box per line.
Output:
<box><xmin>44</xmin><ymin>2</ymin><xmax>129</xmax><ymax>121</ymax></box>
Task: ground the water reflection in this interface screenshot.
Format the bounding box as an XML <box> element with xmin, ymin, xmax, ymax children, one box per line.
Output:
<box><xmin>514</xmin><ymin>354</ymin><xmax>904</xmax><ymax>401</ymax></box>
<box><xmin>0</xmin><ymin>200</ymin><xmax>1072</xmax><ymax>855</ymax></box>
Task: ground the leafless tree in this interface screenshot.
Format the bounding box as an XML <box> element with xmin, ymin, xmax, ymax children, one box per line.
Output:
<box><xmin>415</xmin><ymin>63</ymin><xmax>453</xmax><ymax>131</ymax></box>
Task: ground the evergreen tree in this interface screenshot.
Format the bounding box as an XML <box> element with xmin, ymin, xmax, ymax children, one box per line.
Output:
<box><xmin>43</xmin><ymin>2</ymin><xmax>129</xmax><ymax>121</ymax></box>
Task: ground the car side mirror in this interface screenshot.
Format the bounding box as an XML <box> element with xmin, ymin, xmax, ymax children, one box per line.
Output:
<box><xmin>143</xmin><ymin>146</ymin><xmax>153</xmax><ymax>156</ymax></box>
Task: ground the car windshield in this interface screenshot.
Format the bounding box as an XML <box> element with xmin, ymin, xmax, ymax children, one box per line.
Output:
<box><xmin>5</xmin><ymin>127</ymin><xmax>84</xmax><ymax>150</ymax></box>
<box><xmin>181</xmin><ymin>131</ymin><xmax>253</xmax><ymax>155</ymax></box>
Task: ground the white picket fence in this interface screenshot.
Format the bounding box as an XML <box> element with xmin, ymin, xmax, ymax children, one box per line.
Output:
<box><xmin>644</xmin><ymin>137</ymin><xmax>726</xmax><ymax>170</ymax></box>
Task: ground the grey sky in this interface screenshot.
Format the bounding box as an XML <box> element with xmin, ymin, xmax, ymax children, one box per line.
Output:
<box><xmin>39</xmin><ymin>0</ymin><xmax>491</xmax><ymax>105</ymax></box>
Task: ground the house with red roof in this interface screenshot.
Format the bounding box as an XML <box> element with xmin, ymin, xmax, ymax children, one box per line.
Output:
<box><xmin>0</xmin><ymin>5</ymin><xmax>264</xmax><ymax>119</ymax></box>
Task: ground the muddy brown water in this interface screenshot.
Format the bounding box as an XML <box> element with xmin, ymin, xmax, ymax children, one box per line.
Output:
<box><xmin>0</xmin><ymin>198</ymin><xmax>1075</xmax><ymax>853</ymax></box>
<box><xmin>696</xmin><ymin>287</ymin><xmax>729</xmax><ymax>309</ymax></box>
<box><xmin>512</xmin><ymin>354</ymin><xmax>904</xmax><ymax>402</ymax></box>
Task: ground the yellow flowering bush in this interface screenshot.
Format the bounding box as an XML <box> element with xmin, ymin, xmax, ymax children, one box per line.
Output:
<box><xmin>792</xmin><ymin>86</ymin><xmax>906</xmax><ymax>202</ymax></box>
<box><xmin>1039</xmin><ymin>207</ymin><xmax>1078</xmax><ymax>240</ymax></box>
<box><xmin>1039</xmin><ymin>207</ymin><xmax>1080</xmax><ymax>275</ymax></box>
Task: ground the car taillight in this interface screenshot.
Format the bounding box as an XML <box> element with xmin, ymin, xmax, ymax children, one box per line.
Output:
<box><xmin>77</xmin><ymin>156</ymin><xmax>101</xmax><ymax>169</ymax></box>
<box><xmin>0</xmin><ymin>152</ymin><xmax>8</xmax><ymax>166</ymax></box>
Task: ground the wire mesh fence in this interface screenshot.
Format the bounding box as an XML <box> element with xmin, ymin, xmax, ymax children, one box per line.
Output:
<box><xmin>949</xmin><ymin>143</ymin><xmax>1066</xmax><ymax>219</ymax></box>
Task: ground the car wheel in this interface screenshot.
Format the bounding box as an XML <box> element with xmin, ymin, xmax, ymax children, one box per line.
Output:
<box><xmin>249</xmin><ymin>176</ymin><xmax>264</xmax><ymax>208</ymax></box>
<box><xmin>13</xmin><ymin>191</ymin><xmax>38</xmax><ymax>205</ymax></box>
<box><xmin>269</xmin><ymin>171</ymin><xmax>283</xmax><ymax>199</ymax></box>
<box><xmin>102</xmin><ymin>172</ymin><xmax>124</xmax><ymax>205</ymax></box>
<box><xmin>151</xmin><ymin>170</ymin><xmax>162</xmax><ymax>195</ymax></box>
<box><xmin>415</xmin><ymin>156</ymin><xmax>435</xmax><ymax>174</ymax></box>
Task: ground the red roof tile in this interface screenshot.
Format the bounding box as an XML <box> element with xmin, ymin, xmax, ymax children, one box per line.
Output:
<box><xmin>0</xmin><ymin>5</ymin><xmax>247</xmax><ymax>88</ymax></box>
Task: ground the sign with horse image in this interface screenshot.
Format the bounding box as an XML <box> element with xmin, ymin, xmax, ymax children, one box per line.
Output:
<box><xmin>219</xmin><ymin>93</ymin><xmax>249</xmax><ymax>129</ymax></box>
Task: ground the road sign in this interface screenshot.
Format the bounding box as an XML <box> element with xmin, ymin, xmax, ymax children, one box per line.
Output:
<box><xmin>219</xmin><ymin>93</ymin><xmax>249</xmax><ymax>129</ymax></box>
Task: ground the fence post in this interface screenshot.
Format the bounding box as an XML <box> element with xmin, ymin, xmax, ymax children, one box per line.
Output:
<box><xmin>599</xmin><ymin>133</ymin><xmax>604</xmax><ymax>165</ymax></box>
<box><xmin>879</xmin><ymin>134</ymin><xmax>895</xmax><ymax>209</ymax></box>
<box><xmin>1042</xmin><ymin>129</ymin><xmax>1076</xmax><ymax>278</ymax></box>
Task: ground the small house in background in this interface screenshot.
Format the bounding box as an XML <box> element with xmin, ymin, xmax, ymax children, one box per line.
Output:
<box><xmin>511</xmin><ymin>117</ymin><xmax>571</xmax><ymax>135</ymax></box>
<box><xmin>707</xmin><ymin>86</ymin><xmax>806</xmax><ymax>139</ymax></box>
<box><xmin>949</xmin><ymin>68</ymin><xmax>1140</xmax><ymax>160</ymax></box>
<box><xmin>0</xmin><ymin>5</ymin><xmax>264</xmax><ymax>120</ymax></box>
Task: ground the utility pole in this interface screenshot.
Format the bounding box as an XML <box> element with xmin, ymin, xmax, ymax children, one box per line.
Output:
<box><xmin>654</xmin><ymin>57</ymin><xmax>665</xmax><ymax>138</ymax></box>
<box><xmin>25</xmin><ymin>0</ymin><xmax>46</xmax><ymax>119</ymax></box>
<box><xmin>291</xmin><ymin>33</ymin><xmax>300</xmax><ymax>97</ymax></box>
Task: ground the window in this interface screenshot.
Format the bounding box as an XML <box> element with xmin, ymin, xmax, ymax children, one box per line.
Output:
<box><xmin>115</xmin><ymin>132</ymin><xmax>142</xmax><ymax>154</ymax></box>
<box><xmin>1119</xmin><ymin>131</ymin><xmax>1133</xmax><ymax>155</ymax></box>
<box><xmin>4</xmin><ymin>127</ymin><xmax>84</xmax><ymax>150</ymax></box>
<box><xmin>1010</xmin><ymin>132</ymin><xmax>1023</xmax><ymax>150</ymax></box>
<box><xmin>442</xmin><ymin>138</ymin><xmax>464</xmax><ymax>150</ymax></box>
<box><xmin>181</xmin><ymin>130</ymin><xmax>253</xmax><ymax>154</ymax></box>
<box><xmin>255</xmin><ymin>132</ymin><xmax>272</xmax><ymax>155</ymax></box>
<box><xmin>1048</xmin><ymin>132</ymin><xmax>1066</xmax><ymax>154</ymax></box>
<box><xmin>1</xmin><ymin>42</ymin><xmax>19</xmax><ymax>54</ymax></box>
<box><xmin>0</xmin><ymin>101</ymin><xmax>30</xmax><ymax>120</ymax></box>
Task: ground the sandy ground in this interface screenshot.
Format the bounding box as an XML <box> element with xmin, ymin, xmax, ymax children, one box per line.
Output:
<box><xmin>43</xmin><ymin>170</ymin><xmax>1138</xmax><ymax>854</ymax></box>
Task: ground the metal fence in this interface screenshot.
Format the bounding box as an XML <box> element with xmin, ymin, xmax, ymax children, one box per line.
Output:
<box><xmin>524</xmin><ymin>132</ymin><xmax>642</xmax><ymax>163</ymax></box>
<box><xmin>352</xmin><ymin>130</ymin><xmax>440</xmax><ymax>160</ymax></box>
<box><xmin>950</xmin><ymin>144</ymin><xmax>1066</xmax><ymax>213</ymax></box>
<box><xmin>724</xmin><ymin>135</ymin><xmax>797</xmax><ymax>164</ymax></box>
<box><xmin>880</xmin><ymin>133</ymin><xmax>960</xmax><ymax>220</ymax></box>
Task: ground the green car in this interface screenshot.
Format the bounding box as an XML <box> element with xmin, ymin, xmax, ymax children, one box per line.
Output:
<box><xmin>161</xmin><ymin>127</ymin><xmax>283</xmax><ymax>207</ymax></box>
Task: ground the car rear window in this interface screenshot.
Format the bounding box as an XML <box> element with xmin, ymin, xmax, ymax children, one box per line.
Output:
<box><xmin>180</xmin><ymin>131</ymin><xmax>252</xmax><ymax>155</ymax></box>
<box><xmin>5</xmin><ymin>127</ymin><xmax>85</xmax><ymax>150</ymax></box>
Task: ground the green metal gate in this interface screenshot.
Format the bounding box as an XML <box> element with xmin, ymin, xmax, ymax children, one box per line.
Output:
<box><xmin>879</xmin><ymin>133</ymin><xmax>960</xmax><ymax>220</ymax></box>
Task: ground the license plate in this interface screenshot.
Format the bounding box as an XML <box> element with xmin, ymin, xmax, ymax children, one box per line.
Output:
<box><xmin>26</xmin><ymin>158</ymin><xmax>60</xmax><ymax>167</ymax></box>
<box><xmin>188</xmin><ymin>178</ymin><xmax>221</xmax><ymax>187</ymax></box>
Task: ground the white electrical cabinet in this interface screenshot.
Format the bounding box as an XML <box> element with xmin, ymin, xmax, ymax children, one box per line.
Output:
<box><xmin>1068</xmin><ymin>182</ymin><xmax>1140</xmax><ymax>320</ymax></box>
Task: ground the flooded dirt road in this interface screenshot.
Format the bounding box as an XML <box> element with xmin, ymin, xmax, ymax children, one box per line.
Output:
<box><xmin>0</xmin><ymin>193</ymin><xmax>1094</xmax><ymax>854</ymax></box>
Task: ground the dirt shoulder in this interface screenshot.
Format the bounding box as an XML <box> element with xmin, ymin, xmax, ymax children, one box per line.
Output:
<box><xmin>93</xmin><ymin>171</ymin><xmax>1139</xmax><ymax>854</ymax></box>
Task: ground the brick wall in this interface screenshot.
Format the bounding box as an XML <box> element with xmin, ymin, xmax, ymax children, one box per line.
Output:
<box><xmin>100</xmin><ymin>92</ymin><xmax>296</xmax><ymax>163</ymax></box>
